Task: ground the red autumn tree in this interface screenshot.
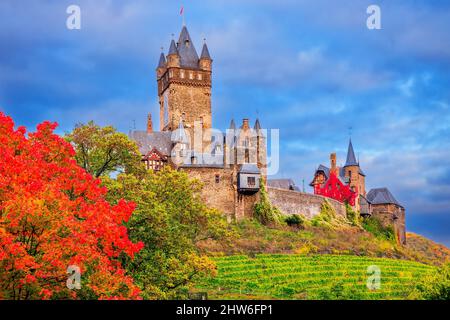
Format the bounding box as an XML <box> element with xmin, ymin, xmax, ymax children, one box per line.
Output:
<box><xmin>0</xmin><ymin>112</ymin><xmax>143</xmax><ymax>300</ymax></box>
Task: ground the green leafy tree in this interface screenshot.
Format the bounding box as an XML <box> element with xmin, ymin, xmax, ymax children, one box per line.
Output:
<box><xmin>65</xmin><ymin>121</ymin><xmax>144</xmax><ymax>177</ymax></box>
<box><xmin>103</xmin><ymin>169</ymin><xmax>232</xmax><ymax>299</ymax></box>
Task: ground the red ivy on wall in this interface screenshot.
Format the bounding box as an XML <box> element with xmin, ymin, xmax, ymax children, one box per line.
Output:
<box><xmin>314</xmin><ymin>172</ymin><xmax>357</xmax><ymax>206</ymax></box>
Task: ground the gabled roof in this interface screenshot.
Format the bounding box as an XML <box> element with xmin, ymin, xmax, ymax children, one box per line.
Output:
<box><xmin>129</xmin><ymin>130</ymin><xmax>172</xmax><ymax>156</ymax></box>
<box><xmin>345</xmin><ymin>139</ymin><xmax>359</xmax><ymax>167</ymax></box>
<box><xmin>144</xmin><ymin>147</ymin><xmax>168</xmax><ymax>161</ymax></box>
<box><xmin>313</xmin><ymin>165</ymin><xmax>349</xmax><ymax>185</ymax></box>
<box><xmin>157</xmin><ymin>52</ymin><xmax>166</xmax><ymax>68</ymax></box>
<box><xmin>177</xmin><ymin>26</ymin><xmax>200</xmax><ymax>68</ymax></box>
<box><xmin>267</xmin><ymin>179</ymin><xmax>300</xmax><ymax>191</ymax></box>
<box><xmin>239</xmin><ymin>163</ymin><xmax>260</xmax><ymax>174</ymax></box>
<box><xmin>200</xmin><ymin>43</ymin><xmax>211</xmax><ymax>60</ymax></box>
<box><xmin>366</xmin><ymin>188</ymin><xmax>403</xmax><ymax>207</ymax></box>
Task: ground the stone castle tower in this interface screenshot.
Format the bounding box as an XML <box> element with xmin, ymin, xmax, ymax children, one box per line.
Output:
<box><xmin>156</xmin><ymin>26</ymin><xmax>212</xmax><ymax>153</ymax></box>
<box><xmin>343</xmin><ymin>139</ymin><xmax>366</xmax><ymax>210</ymax></box>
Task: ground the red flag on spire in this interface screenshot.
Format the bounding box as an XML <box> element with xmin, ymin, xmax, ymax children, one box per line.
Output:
<box><xmin>180</xmin><ymin>6</ymin><xmax>184</xmax><ymax>15</ymax></box>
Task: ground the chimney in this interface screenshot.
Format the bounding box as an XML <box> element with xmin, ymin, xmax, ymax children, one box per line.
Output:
<box><xmin>242</xmin><ymin>118</ymin><xmax>250</xmax><ymax>130</ymax></box>
<box><xmin>147</xmin><ymin>113</ymin><xmax>153</xmax><ymax>133</ymax></box>
<box><xmin>330</xmin><ymin>153</ymin><xmax>338</xmax><ymax>175</ymax></box>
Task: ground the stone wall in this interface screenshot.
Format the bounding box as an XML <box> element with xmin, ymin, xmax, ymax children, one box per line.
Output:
<box><xmin>267</xmin><ymin>187</ymin><xmax>346</xmax><ymax>219</ymax></box>
<box><xmin>180</xmin><ymin>166</ymin><xmax>259</xmax><ymax>221</ymax></box>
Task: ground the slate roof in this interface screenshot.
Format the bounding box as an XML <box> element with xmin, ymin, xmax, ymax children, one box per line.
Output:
<box><xmin>239</xmin><ymin>163</ymin><xmax>261</xmax><ymax>174</ymax></box>
<box><xmin>366</xmin><ymin>188</ymin><xmax>403</xmax><ymax>207</ymax></box>
<box><xmin>345</xmin><ymin>139</ymin><xmax>359</xmax><ymax>167</ymax></box>
<box><xmin>267</xmin><ymin>179</ymin><xmax>300</xmax><ymax>191</ymax></box>
<box><xmin>168</xmin><ymin>39</ymin><xmax>178</xmax><ymax>55</ymax></box>
<box><xmin>129</xmin><ymin>130</ymin><xmax>172</xmax><ymax>156</ymax></box>
<box><xmin>157</xmin><ymin>52</ymin><xmax>166</xmax><ymax>68</ymax></box>
<box><xmin>314</xmin><ymin>165</ymin><xmax>349</xmax><ymax>185</ymax></box>
<box><xmin>177</xmin><ymin>26</ymin><xmax>200</xmax><ymax>69</ymax></box>
<box><xmin>200</xmin><ymin>43</ymin><xmax>211</xmax><ymax>60</ymax></box>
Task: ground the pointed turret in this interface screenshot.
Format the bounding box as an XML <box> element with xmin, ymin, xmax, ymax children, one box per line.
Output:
<box><xmin>156</xmin><ymin>51</ymin><xmax>167</xmax><ymax>79</ymax></box>
<box><xmin>200</xmin><ymin>43</ymin><xmax>211</xmax><ymax>60</ymax></box>
<box><xmin>177</xmin><ymin>26</ymin><xmax>199</xmax><ymax>68</ymax></box>
<box><xmin>166</xmin><ymin>39</ymin><xmax>180</xmax><ymax>68</ymax></box>
<box><xmin>168</xmin><ymin>39</ymin><xmax>178</xmax><ymax>55</ymax></box>
<box><xmin>157</xmin><ymin>52</ymin><xmax>166</xmax><ymax>68</ymax></box>
<box><xmin>199</xmin><ymin>41</ymin><xmax>212</xmax><ymax>71</ymax></box>
<box><xmin>173</xmin><ymin>118</ymin><xmax>189</xmax><ymax>144</ymax></box>
<box><xmin>229</xmin><ymin>119</ymin><xmax>236</xmax><ymax>130</ymax></box>
<box><xmin>254</xmin><ymin>119</ymin><xmax>261</xmax><ymax>131</ymax></box>
<box><xmin>345</xmin><ymin>139</ymin><xmax>358</xmax><ymax>167</ymax></box>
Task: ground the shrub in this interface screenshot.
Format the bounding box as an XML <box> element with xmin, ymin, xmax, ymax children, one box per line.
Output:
<box><xmin>311</xmin><ymin>200</ymin><xmax>347</xmax><ymax>229</ymax></box>
<box><xmin>362</xmin><ymin>217</ymin><xmax>395</xmax><ymax>242</ymax></box>
<box><xmin>316</xmin><ymin>281</ymin><xmax>363</xmax><ymax>300</ymax></box>
<box><xmin>346</xmin><ymin>204</ymin><xmax>361</xmax><ymax>226</ymax></box>
<box><xmin>254</xmin><ymin>182</ymin><xmax>282</xmax><ymax>226</ymax></box>
<box><xmin>285</xmin><ymin>214</ymin><xmax>306</xmax><ymax>228</ymax></box>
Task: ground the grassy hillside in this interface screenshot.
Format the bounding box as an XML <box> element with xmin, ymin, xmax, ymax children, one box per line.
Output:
<box><xmin>198</xmin><ymin>219</ymin><xmax>450</xmax><ymax>266</ymax></box>
<box><xmin>194</xmin><ymin>254</ymin><xmax>436</xmax><ymax>300</ymax></box>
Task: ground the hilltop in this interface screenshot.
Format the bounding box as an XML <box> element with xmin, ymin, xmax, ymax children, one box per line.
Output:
<box><xmin>197</xmin><ymin>219</ymin><xmax>450</xmax><ymax>267</ymax></box>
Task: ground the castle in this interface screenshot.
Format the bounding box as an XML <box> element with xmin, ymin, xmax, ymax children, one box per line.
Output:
<box><xmin>130</xmin><ymin>24</ymin><xmax>406</xmax><ymax>244</ymax></box>
<box><xmin>310</xmin><ymin>141</ymin><xmax>406</xmax><ymax>245</ymax></box>
<box><xmin>130</xmin><ymin>25</ymin><xmax>267</xmax><ymax>221</ymax></box>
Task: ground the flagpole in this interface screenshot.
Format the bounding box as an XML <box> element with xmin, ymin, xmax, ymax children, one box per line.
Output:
<box><xmin>181</xmin><ymin>5</ymin><xmax>185</xmax><ymax>26</ymax></box>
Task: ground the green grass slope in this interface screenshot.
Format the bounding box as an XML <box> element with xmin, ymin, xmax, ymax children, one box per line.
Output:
<box><xmin>195</xmin><ymin>254</ymin><xmax>436</xmax><ymax>300</ymax></box>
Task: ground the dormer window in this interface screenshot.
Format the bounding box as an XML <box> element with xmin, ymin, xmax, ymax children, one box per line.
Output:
<box><xmin>180</xmin><ymin>70</ymin><xmax>185</xmax><ymax>78</ymax></box>
<box><xmin>189</xmin><ymin>72</ymin><xmax>194</xmax><ymax>80</ymax></box>
<box><xmin>197</xmin><ymin>74</ymin><xmax>202</xmax><ymax>80</ymax></box>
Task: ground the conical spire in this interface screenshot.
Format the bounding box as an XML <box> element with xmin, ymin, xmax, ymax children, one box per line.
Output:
<box><xmin>345</xmin><ymin>139</ymin><xmax>358</xmax><ymax>167</ymax></box>
<box><xmin>168</xmin><ymin>39</ymin><xmax>178</xmax><ymax>55</ymax></box>
<box><xmin>229</xmin><ymin>119</ymin><xmax>236</xmax><ymax>130</ymax></box>
<box><xmin>200</xmin><ymin>43</ymin><xmax>211</xmax><ymax>60</ymax></box>
<box><xmin>254</xmin><ymin>119</ymin><xmax>261</xmax><ymax>130</ymax></box>
<box><xmin>157</xmin><ymin>52</ymin><xmax>166</xmax><ymax>68</ymax></box>
<box><xmin>174</xmin><ymin>118</ymin><xmax>189</xmax><ymax>144</ymax></box>
<box><xmin>177</xmin><ymin>26</ymin><xmax>199</xmax><ymax>68</ymax></box>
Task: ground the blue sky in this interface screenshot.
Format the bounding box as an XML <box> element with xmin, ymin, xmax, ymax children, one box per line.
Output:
<box><xmin>0</xmin><ymin>0</ymin><xmax>449</xmax><ymax>246</ymax></box>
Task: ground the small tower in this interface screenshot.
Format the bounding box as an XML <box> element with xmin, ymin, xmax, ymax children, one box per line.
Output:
<box><xmin>344</xmin><ymin>139</ymin><xmax>366</xmax><ymax>210</ymax></box>
<box><xmin>156</xmin><ymin>52</ymin><xmax>166</xmax><ymax>79</ymax></box>
<box><xmin>166</xmin><ymin>39</ymin><xmax>180</xmax><ymax>68</ymax></box>
<box><xmin>147</xmin><ymin>113</ymin><xmax>153</xmax><ymax>133</ymax></box>
<box><xmin>171</xmin><ymin>119</ymin><xmax>190</xmax><ymax>166</ymax></box>
<box><xmin>199</xmin><ymin>41</ymin><xmax>212</xmax><ymax>71</ymax></box>
<box><xmin>330</xmin><ymin>152</ymin><xmax>338</xmax><ymax>176</ymax></box>
<box><xmin>225</xmin><ymin>119</ymin><xmax>237</xmax><ymax>166</ymax></box>
<box><xmin>254</xmin><ymin>119</ymin><xmax>267</xmax><ymax>178</ymax></box>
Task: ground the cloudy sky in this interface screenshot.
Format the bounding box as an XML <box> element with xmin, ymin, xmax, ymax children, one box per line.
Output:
<box><xmin>1</xmin><ymin>0</ymin><xmax>449</xmax><ymax>246</ymax></box>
